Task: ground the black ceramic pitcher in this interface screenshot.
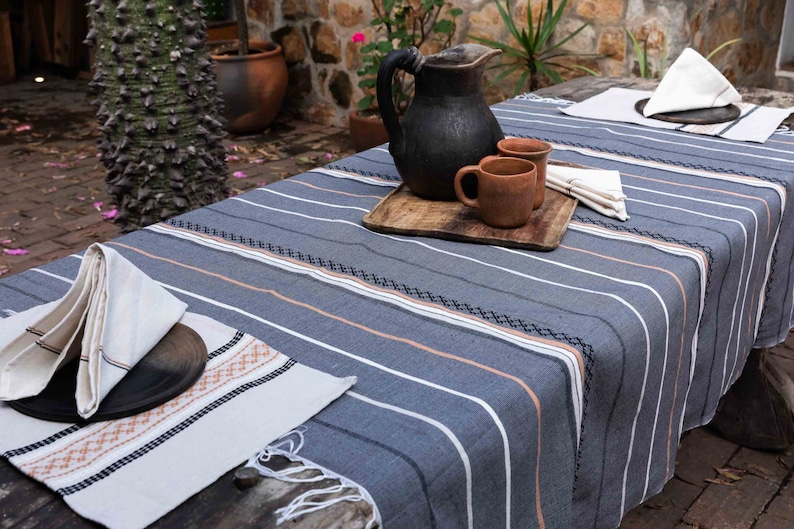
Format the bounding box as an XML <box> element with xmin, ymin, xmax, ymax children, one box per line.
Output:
<box><xmin>377</xmin><ymin>44</ymin><xmax>505</xmax><ymax>201</ymax></box>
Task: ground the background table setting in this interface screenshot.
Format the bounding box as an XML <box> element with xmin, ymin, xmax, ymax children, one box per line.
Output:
<box><xmin>2</xmin><ymin>60</ymin><xmax>794</xmax><ymax>529</ymax></box>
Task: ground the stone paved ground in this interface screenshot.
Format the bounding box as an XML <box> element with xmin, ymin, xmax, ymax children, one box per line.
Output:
<box><xmin>2</xmin><ymin>75</ymin><xmax>794</xmax><ymax>529</ymax></box>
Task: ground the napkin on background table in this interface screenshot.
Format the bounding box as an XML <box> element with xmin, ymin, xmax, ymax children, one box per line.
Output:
<box><xmin>546</xmin><ymin>165</ymin><xmax>628</xmax><ymax>221</ymax></box>
<box><xmin>0</xmin><ymin>243</ymin><xmax>187</xmax><ymax>418</ymax></box>
<box><xmin>642</xmin><ymin>47</ymin><xmax>741</xmax><ymax>117</ymax></box>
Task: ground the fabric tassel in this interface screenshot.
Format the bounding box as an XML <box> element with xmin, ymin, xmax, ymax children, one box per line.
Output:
<box><xmin>246</xmin><ymin>426</ymin><xmax>380</xmax><ymax>529</ymax></box>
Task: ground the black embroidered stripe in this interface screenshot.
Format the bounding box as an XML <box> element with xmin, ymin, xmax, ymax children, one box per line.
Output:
<box><xmin>323</xmin><ymin>163</ymin><xmax>402</xmax><ymax>181</ymax></box>
<box><xmin>3</xmin><ymin>425</ymin><xmax>86</xmax><ymax>458</ymax></box>
<box><xmin>166</xmin><ymin>219</ymin><xmax>596</xmax><ymax>368</ymax></box>
<box><xmin>57</xmin><ymin>358</ymin><xmax>297</xmax><ymax>496</ymax></box>
<box><xmin>208</xmin><ymin>330</ymin><xmax>245</xmax><ymax>360</ymax></box>
<box><xmin>573</xmin><ymin>215</ymin><xmax>715</xmax><ymax>298</ymax></box>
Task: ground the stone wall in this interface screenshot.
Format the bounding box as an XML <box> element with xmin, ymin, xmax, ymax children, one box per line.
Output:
<box><xmin>244</xmin><ymin>0</ymin><xmax>788</xmax><ymax>127</ymax></box>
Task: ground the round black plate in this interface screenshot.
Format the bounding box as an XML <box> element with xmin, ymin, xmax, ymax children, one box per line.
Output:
<box><xmin>7</xmin><ymin>323</ymin><xmax>207</xmax><ymax>423</ymax></box>
<box><xmin>635</xmin><ymin>98</ymin><xmax>741</xmax><ymax>125</ymax></box>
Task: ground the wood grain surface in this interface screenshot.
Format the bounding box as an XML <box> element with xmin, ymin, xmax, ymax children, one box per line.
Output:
<box><xmin>363</xmin><ymin>183</ymin><xmax>578</xmax><ymax>251</ymax></box>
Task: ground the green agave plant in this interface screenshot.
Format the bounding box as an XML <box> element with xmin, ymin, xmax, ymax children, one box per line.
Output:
<box><xmin>471</xmin><ymin>0</ymin><xmax>595</xmax><ymax>94</ymax></box>
<box><xmin>627</xmin><ymin>27</ymin><xmax>741</xmax><ymax>79</ymax></box>
<box><xmin>626</xmin><ymin>28</ymin><xmax>667</xmax><ymax>79</ymax></box>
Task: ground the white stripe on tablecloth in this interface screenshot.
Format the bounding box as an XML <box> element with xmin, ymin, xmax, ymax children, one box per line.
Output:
<box><xmin>348</xmin><ymin>390</ymin><xmax>474</xmax><ymax>529</ymax></box>
<box><xmin>626</xmin><ymin>197</ymin><xmax>753</xmax><ymax>395</ymax></box>
<box><xmin>566</xmin><ymin>221</ymin><xmax>709</xmax><ymax>481</ymax></box>
<box><xmin>259</xmin><ymin>188</ymin><xmax>371</xmax><ymax>213</ymax></box>
<box><xmin>222</xmin><ymin>195</ymin><xmax>608</xmax><ymax>432</ymax></box>
<box><xmin>496</xmin><ymin>245</ymin><xmax>670</xmax><ymax>501</ymax></box>
<box><xmin>623</xmin><ymin>184</ymin><xmax>770</xmax><ymax>391</ymax></box>
<box><xmin>308</xmin><ymin>168</ymin><xmax>400</xmax><ymax>187</ymax></box>
<box><xmin>493</xmin><ymin>105</ymin><xmax>794</xmax><ymax>162</ymax></box>
<box><xmin>59</xmin><ymin>254</ymin><xmax>516</xmax><ymax>529</ymax></box>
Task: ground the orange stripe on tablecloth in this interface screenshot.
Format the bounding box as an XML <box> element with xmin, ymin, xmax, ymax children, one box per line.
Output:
<box><xmin>568</xmin><ymin>222</ymin><xmax>711</xmax><ymax>276</ymax></box>
<box><xmin>24</xmin><ymin>337</ymin><xmax>280</xmax><ymax>480</ymax></box>
<box><xmin>559</xmin><ymin>244</ymin><xmax>689</xmax><ymax>480</ymax></box>
<box><xmin>622</xmin><ymin>172</ymin><xmax>773</xmax><ymax>239</ymax></box>
<box><xmin>287</xmin><ymin>179</ymin><xmax>385</xmax><ymax>199</ymax></box>
<box><xmin>160</xmin><ymin>223</ymin><xmax>585</xmax><ymax>382</ymax></box>
<box><xmin>767</xmin><ymin>138</ymin><xmax>794</xmax><ymax>146</ymax></box>
<box><xmin>109</xmin><ymin>240</ymin><xmax>550</xmax><ymax>529</ymax></box>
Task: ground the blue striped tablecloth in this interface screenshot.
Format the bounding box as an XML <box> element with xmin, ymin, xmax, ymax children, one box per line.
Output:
<box><xmin>2</xmin><ymin>94</ymin><xmax>793</xmax><ymax>528</ymax></box>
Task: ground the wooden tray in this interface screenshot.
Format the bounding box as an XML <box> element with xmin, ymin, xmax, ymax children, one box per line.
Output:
<box><xmin>363</xmin><ymin>176</ymin><xmax>578</xmax><ymax>251</ymax></box>
<box><xmin>8</xmin><ymin>323</ymin><xmax>207</xmax><ymax>423</ymax></box>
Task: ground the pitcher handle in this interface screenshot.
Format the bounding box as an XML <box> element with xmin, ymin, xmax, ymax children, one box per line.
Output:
<box><xmin>377</xmin><ymin>46</ymin><xmax>424</xmax><ymax>148</ymax></box>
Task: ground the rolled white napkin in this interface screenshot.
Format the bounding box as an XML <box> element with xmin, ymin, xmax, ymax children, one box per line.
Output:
<box><xmin>0</xmin><ymin>243</ymin><xmax>187</xmax><ymax>418</ymax></box>
<box><xmin>546</xmin><ymin>165</ymin><xmax>628</xmax><ymax>221</ymax></box>
<box><xmin>643</xmin><ymin>47</ymin><xmax>741</xmax><ymax>117</ymax></box>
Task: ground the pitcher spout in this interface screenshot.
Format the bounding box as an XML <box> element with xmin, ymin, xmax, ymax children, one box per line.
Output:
<box><xmin>423</xmin><ymin>43</ymin><xmax>502</xmax><ymax>70</ymax></box>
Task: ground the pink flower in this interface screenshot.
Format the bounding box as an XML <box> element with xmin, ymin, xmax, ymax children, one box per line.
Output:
<box><xmin>75</xmin><ymin>195</ymin><xmax>85</xmax><ymax>201</ymax></box>
<box><xmin>1</xmin><ymin>239</ymin><xmax>12</xmax><ymax>244</ymax></box>
<box><xmin>226</xmin><ymin>154</ymin><xmax>240</xmax><ymax>162</ymax></box>
<box><xmin>233</xmin><ymin>171</ymin><xmax>248</xmax><ymax>178</ymax></box>
<box><xmin>92</xmin><ymin>201</ymin><xmax>103</xmax><ymax>211</ymax></box>
<box><xmin>45</xmin><ymin>162</ymin><xmax>69</xmax><ymax>168</ymax></box>
<box><xmin>251</xmin><ymin>158</ymin><xmax>265</xmax><ymax>164</ymax></box>
<box><xmin>228</xmin><ymin>144</ymin><xmax>239</xmax><ymax>151</ymax></box>
<box><xmin>325</xmin><ymin>153</ymin><xmax>334</xmax><ymax>160</ymax></box>
<box><xmin>351</xmin><ymin>32</ymin><xmax>366</xmax><ymax>43</ymax></box>
<box><xmin>4</xmin><ymin>248</ymin><xmax>29</xmax><ymax>256</ymax></box>
<box><xmin>15</xmin><ymin>124</ymin><xmax>31</xmax><ymax>132</ymax></box>
<box><xmin>102</xmin><ymin>208</ymin><xmax>118</xmax><ymax>220</ymax></box>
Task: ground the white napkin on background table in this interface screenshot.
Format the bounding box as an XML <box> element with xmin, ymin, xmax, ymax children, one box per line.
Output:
<box><xmin>546</xmin><ymin>165</ymin><xmax>628</xmax><ymax>221</ymax></box>
<box><xmin>643</xmin><ymin>47</ymin><xmax>741</xmax><ymax>117</ymax></box>
<box><xmin>560</xmin><ymin>87</ymin><xmax>792</xmax><ymax>143</ymax></box>
<box><xmin>0</xmin><ymin>243</ymin><xmax>187</xmax><ymax>418</ymax></box>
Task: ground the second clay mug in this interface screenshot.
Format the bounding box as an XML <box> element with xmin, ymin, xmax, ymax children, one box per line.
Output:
<box><xmin>453</xmin><ymin>156</ymin><xmax>536</xmax><ymax>229</ymax></box>
<box><xmin>496</xmin><ymin>137</ymin><xmax>552</xmax><ymax>209</ymax></box>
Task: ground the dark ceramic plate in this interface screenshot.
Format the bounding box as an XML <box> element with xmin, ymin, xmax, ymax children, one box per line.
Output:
<box><xmin>7</xmin><ymin>323</ymin><xmax>207</xmax><ymax>423</ymax></box>
<box><xmin>635</xmin><ymin>98</ymin><xmax>741</xmax><ymax>125</ymax></box>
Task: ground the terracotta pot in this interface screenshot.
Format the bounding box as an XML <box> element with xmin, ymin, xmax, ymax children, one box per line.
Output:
<box><xmin>211</xmin><ymin>40</ymin><xmax>288</xmax><ymax>134</ymax></box>
<box><xmin>349</xmin><ymin>109</ymin><xmax>391</xmax><ymax>152</ymax></box>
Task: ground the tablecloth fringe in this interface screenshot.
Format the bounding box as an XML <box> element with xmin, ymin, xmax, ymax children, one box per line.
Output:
<box><xmin>247</xmin><ymin>426</ymin><xmax>381</xmax><ymax>528</ymax></box>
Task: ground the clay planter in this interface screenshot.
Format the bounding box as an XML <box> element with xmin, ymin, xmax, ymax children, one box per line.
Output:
<box><xmin>349</xmin><ymin>109</ymin><xmax>391</xmax><ymax>152</ymax></box>
<box><xmin>211</xmin><ymin>40</ymin><xmax>288</xmax><ymax>134</ymax></box>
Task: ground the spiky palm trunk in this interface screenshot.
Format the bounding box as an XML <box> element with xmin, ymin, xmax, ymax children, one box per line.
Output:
<box><xmin>85</xmin><ymin>0</ymin><xmax>229</xmax><ymax>231</ymax></box>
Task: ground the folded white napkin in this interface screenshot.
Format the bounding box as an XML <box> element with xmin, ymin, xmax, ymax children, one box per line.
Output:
<box><xmin>643</xmin><ymin>47</ymin><xmax>741</xmax><ymax>117</ymax></box>
<box><xmin>546</xmin><ymin>165</ymin><xmax>628</xmax><ymax>221</ymax></box>
<box><xmin>0</xmin><ymin>243</ymin><xmax>187</xmax><ymax>418</ymax></box>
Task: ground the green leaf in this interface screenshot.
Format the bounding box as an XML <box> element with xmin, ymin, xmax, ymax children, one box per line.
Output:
<box><xmin>568</xmin><ymin>64</ymin><xmax>600</xmax><ymax>76</ymax></box>
<box><xmin>450</xmin><ymin>7</ymin><xmax>464</xmax><ymax>16</ymax></box>
<box><xmin>514</xmin><ymin>69</ymin><xmax>531</xmax><ymax>95</ymax></box>
<box><xmin>358</xmin><ymin>95</ymin><xmax>375</xmax><ymax>110</ymax></box>
<box><xmin>534</xmin><ymin>59</ymin><xmax>563</xmax><ymax>84</ymax></box>
<box><xmin>434</xmin><ymin>20</ymin><xmax>454</xmax><ymax>35</ymax></box>
<box><xmin>358</xmin><ymin>77</ymin><xmax>377</xmax><ymax>89</ymax></box>
<box><xmin>377</xmin><ymin>40</ymin><xmax>395</xmax><ymax>53</ymax></box>
<box><xmin>706</xmin><ymin>37</ymin><xmax>741</xmax><ymax>61</ymax></box>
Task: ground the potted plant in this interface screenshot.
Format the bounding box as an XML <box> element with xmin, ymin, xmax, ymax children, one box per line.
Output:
<box><xmin>349</xmin><ymin>0</ymin><xmax>462</xmax><ymax>152</ymax></box>
<box><xmin>471</xmin><ymin>0</ymin><xmax>595</xmax><ymax>94</ymax></box>
<box><xmin>209</xmin><ymin>0</ymin><xmax>288</xmax><ymax>134</ymax></box>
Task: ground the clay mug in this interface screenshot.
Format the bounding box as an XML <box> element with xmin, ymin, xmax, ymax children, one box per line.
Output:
<box><xmin>453</xmin><ymin>156</ymin><xmax>537</xmax><ymax>229</ymax></box>
<box><xmin>496</xmin><ymin>138</ymin><xmax>553</xmax><ymax>209</ymax></box>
